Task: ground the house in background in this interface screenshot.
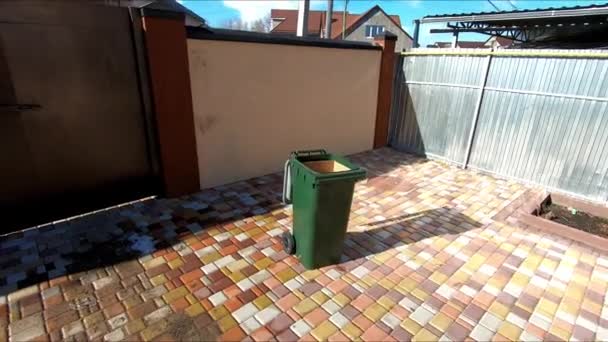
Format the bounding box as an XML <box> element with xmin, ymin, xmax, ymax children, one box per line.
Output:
<box><xmin>484</xmin><ymin>36</ymin><xmax>514</xmax><ymax>49</ymax></box>
<box><xmin>427</xmin><ymin>41</ymin><xmax>486</xmax><ymax>48</ymax></box>
<box><xmin>270</xmin><ymin>5</ymin><xmax>412</xmax><ymax>52</ymax></box>
<box><xmin>427</xmin><ymin>36</ymin><xmax>514</xmax><ymax>49</ymax></box>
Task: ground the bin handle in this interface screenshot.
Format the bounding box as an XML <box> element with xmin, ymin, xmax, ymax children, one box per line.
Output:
<box><xmin>291</xmin><ymin>149</ymin><xmax>327</xmax><ymax>159</ymax></box>
<box><xmin>282</xmin><ymin>159</ymin><xmax>292</xmax><ymax>204</ymax></box>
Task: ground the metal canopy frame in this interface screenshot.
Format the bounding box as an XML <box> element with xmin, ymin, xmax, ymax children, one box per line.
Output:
<box><xmin>416</xmin><ymin>4</ymin><xmax>608</xmax><ymax>46</ymax></box>
<box><xmin>420</xmin><ymin>4</ymin><xmax>608</xmax><ymax>24</ymax></box>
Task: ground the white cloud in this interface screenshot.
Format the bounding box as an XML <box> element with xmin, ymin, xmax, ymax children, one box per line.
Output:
<box><xmin>407</xmin><ymin>0</ymin><xmax>422</xmax><ymax>8</ymax></box>
<box><xmin>223</xmin><ymin>1</ymin><xmax>297</xmax><ymax>23</ymax></box>
<box><xmin>223</xmin><ymin>0</ymin><xmax>325</xmax><ymax>23</ymax></box>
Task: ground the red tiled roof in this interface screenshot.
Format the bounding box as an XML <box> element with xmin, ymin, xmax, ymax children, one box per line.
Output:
<box><xmin>271</xmin><ymin>6</ymin><xmax>403</xmax><ymax>39</ymax></box>
<box><xmin>494</xmin><ymin>36</ymin><xmax>514</xmax><ymax>46</ymax></box>
<box><xmin>271</xmin><ymin>9</ymin><xmax>325</xmax><ymax>34</ymax></box>
<box><xmin>457</xmin><ymin>41</ymin><xmax>487</xmax><ymax>48</ymax></box>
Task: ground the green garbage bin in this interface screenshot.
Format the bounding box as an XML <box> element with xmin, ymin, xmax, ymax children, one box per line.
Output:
<box><xmin>281</xmin><ymin>150</ymin><xmax>366</xmax><ymax>269</ymax></box>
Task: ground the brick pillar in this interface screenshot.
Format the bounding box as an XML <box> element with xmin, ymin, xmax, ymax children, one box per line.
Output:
<box><xmin>373</xmin><ymin>31</ymin><xmax>397</xmax><ymax>148</ymax></box>
<box><xmin>141</xmin><ymin>9</ymin><xmax>199</xmax><ymax>197</ymax></box>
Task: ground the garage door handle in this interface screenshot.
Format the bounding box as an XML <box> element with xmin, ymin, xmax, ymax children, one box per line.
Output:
<box><xmin>0</xmin><ymin>104</ymin><xmax>42</xmax><ymax>112</ymax></box>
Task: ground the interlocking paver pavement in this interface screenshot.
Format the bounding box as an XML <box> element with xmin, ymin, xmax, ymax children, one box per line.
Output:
<box><xmin>1</xmin><ymin>148</ymin><xmax>607</xmax><ymax>341</ymax></box>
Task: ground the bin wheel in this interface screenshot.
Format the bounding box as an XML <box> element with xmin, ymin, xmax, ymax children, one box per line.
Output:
<box><xmin>281</xmin><ymin>232</ymin><xmax>296</xmax><ymax>255</ymax></box>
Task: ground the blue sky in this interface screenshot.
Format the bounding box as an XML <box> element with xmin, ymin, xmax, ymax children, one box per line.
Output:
<box><xmin>180</xmin><ymin>0</ymin><xmax>602</xmax><ymax>45</ymax></box>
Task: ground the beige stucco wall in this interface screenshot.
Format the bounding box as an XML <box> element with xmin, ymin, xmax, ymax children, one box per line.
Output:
<box><xmin>187</xmin><ymin>39</ymin><xmax>381</xmax><ymax>189</ymax></box>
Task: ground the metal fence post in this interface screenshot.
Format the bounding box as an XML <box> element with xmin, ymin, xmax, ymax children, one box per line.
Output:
<box><xmin>463</xmin><ymin>54</ymin><xmax>492</xmax><ymax>169</ymax></box>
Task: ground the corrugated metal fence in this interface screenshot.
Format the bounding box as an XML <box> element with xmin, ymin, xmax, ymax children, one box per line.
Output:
<box><xmin>390</xmin><ymin>48</ymin><xmax>608</xmax><ymax>203</ymax></box>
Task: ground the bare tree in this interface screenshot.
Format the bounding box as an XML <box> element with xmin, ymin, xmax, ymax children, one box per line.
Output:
<box><xmin>250</xmin><ymin>13</ymin><xmax>272</xmax><ymax>33</ymax></box>
<box><xmin>222</xmin><ymin>17</ymin><xmax>249</xmax><ymax>31</ymax></box>
<box><xmin>222</xmin><ymin>13</ymin><xmax>271</xmax><ymax>32</ymax></box>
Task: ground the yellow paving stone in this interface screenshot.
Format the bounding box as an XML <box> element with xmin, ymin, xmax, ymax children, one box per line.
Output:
<box><xmin>363</xmin><ymin>303</ymin><xmax>387</xmax><ymax>321</ymax></box>
<box><xmin>185</xmin><ymin>294</ymin><xmax>197</xmax><ymax>305</ymax></box>
<box><xmin>450</xmin><ymin>272</ymin><xmax>468</xmax><ymax>285</ymax></box>
<box><xmin>150</xmin><ymin>274</ymin><xmax>167</xmax><ymax>286</ymax></box>
<box><xmin>342</xmin><ymin>323</ymin><xmax>363</xmax><ymax>340</ymax></box>
<box><xmin>429</xmin><ymin>313</ymin><xmax>452</xmax><ymax>332</ymax></box>
<box><xmin>525</xmin><ymin>255</ymin><xmax>542</xmax><ymax>266</ymax></box>
<box><xmin>487</xmin><ymin>277</ymin><xmax>506</xmax><ymax>290</ymax></box>
<box><xmin>301</xmin><ymin>270</ymin><xmax>321</xmax><ymax>281</ymax></box>
<box><xmin>168</xmin><ymin>258</ymin><xmax>184</xmax><ymax>269</ymax></box>
<box><xmin>375</xmin><ymin>253</ymin><xmax>392</xmax><ymax>264</ymax></box>
<box><xmin>294</xmin><ymin>298</ymin><xmax>318</xmax><ymax>316</ymax></box>
<box><xmin>185</xmin><ymin>303</ymin><xmax>205</xmax><ymax>317</ymax></box>
<box><xmin>253</xmin><ymin>295</ymin><xmax>272</xmax><ymax>309</ymax></box>
<box><xmin>541</xmin><ymin>259</ymin><xmax>557</xmax><ymax>270</ymax></box>
<box><xmin>429</xmin><ymin>272</ymin><xmax>448</xmax><ymax>285</ymax></box>
<box><xmin>401</xmin><ymin>318</ymin><xmax>422</xmax><ymax>335</ymax></box>
<box><xmin>342</xmin><ymin>274</ymin><xmax>355</xmax><ymax>285</ymax></box>
<box><xmin>218</xmin><ymin>314</ymin><xmax>238</xmax><ymax>332</ymax></box>
<box><xmin>209</xmin><ymin>305</ymin><xmax>229</xmax><ymax>320</ymax></box>
<box><xmin>573</xmin><ymin>274</ymin><xmax>588</xmax><ymax>286</ymax></box>
<box><xmin>228</xmin><ymin>271</ymin><xmax>246</xmax><ymax>283</ymax></box>
<box><xmin>125</xmin><ymin>318</ymin><xmax>145</xmax><ymax>335</ymax></box>
<box><xmin>432</xmin><ymin>238</ymin><xmax>449</xmax><ymax>249</ymax></box>
<box><xmin>413</xmin><ymin>257</ymin><xmax>426</xmax><ymax>266</ymax></box>
<box><xmin>254</xmin><ymin>258</ymin><xmax>273</xmax><ymax>270</ymax></box>
<box><xmin>399</xmin><ymin>278</ymin><xmax>418</xmax><ymax>292</ymax></box>
<box><xmin>220</xmin><ymin>267</ymin><xmax>231</xmax><ymax>276</ymax></box>
<box><xmin>579</xmin><ymin>253</ymin><xmax>595</xmax><ymax>265</ymax></box>
<box><xmin>143</xmin><ymin>256</ymin><xmax>165</xmax><ymax>270</ymax></box>
<box><xmin>488</xmin><ymin>302</ymin><xmax>509</xmax><ymax>319</ymax></box>
<box><xmin>537</xmin><ymin>298</ymin><xmax>558</xmax><ymax>317</ymax></box>
<box><xmin>549</xmin><ymin>325</ymin><xmax>570</xmax><ymax>340</ymax></box>
<box><xmin>498</xmin><ymin>321</ymin><xmax>521</xmax><ymax>341</ymax></box>
<box><xmin>377</xmin><ymin>296</ymin><xmax>396</xmax><ymax>310</ymax></box>
<box><xmin>247</xmin><ymin>227</ymin><xmax>263</xmax><ymax>237</ymax></box>
<box><xmin>227</xmin><ymin>259</ymin><xmax>248</xmax><ymax>273</ymax></box>
<box><xmin>559</xmin><ymin>301</ymin><xmax>580</xmax><ymax>316</ymax></box>
<box><xmin>567</xmin><ymin>285</ymin><xmax>585</xmax><ymax>301</ymax></box>
<box><xmin>395</xmin><ymin>284</ymin><xmax>409</xmax><ymax>295</ymax></box>
<box><xmin>162</xmin><ymin>286</ymin><xmax>188</xmax><ymax>303</ymax></box>
<box><xmin>227</xmin><ymin>228</ymin><xmax>241</xmax><ymax>236</ymax></box>
<box><xmin>361</xmin><ymin>275</ymin><xmax>376</xmax><ymax>287</ymax></box>
<box><xmin>293</xmin><ymin>289</ymin><xmax>306</xmax><ymax>300</ymax></box>
<box><xmin>411</xmin><ymin>288</ymin><xmax>429</xmax><ymax>302</ymax></box>
<box><xmin>466</xmin><ymin>255</ymin><xmax>485</xmax><ymax>270</ymax></box>
<box><xmin>311</xmin><ymin>291</ymin><xmax>329</xmax><ymax>305</ymax></box>
<box><xmin>412</xmin><ymin>328</ymin><xmax>438</xmax><ymax>342</ymax></box>
<box><xmin>511</xmin><ymin>273</ymin><xmax>529</xmax><ymax>287</ymax></box>
<box><xmin>184</xmin><ymin>236</ymin><xmax>198</xmax><ymax>245</ymax></box>
<box><xmin>276</xmin><ymin>268</ymin><xmax>297</xmax><ymax>282</ymax></box>
<box><xmin>201</xmin><ymin>251</ymin><xmax>222</xmax><ymax>264</ymax></box>
<box><xmin>546</xmin><ymin>286</ymin><xmax>563</xmax><ymax>299</ymax></box>
<box><xmin>311</xmin><ymin>321</ymin><xmax>338</xmax><ymax>341</ymax></box>
<box><xmin>378</xmin><ymin>278</ymin><xmax>396</xmax><ymax>290</ymax></box>
<box><xmin>499</xmin><ymin>243</ymin><xmax>515</xmax><ymax>253</ymax></box>
<box><xmin>333</xmin><ymin>293</ymin><xmax>350</xmax><ymax>307</ymax></box>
